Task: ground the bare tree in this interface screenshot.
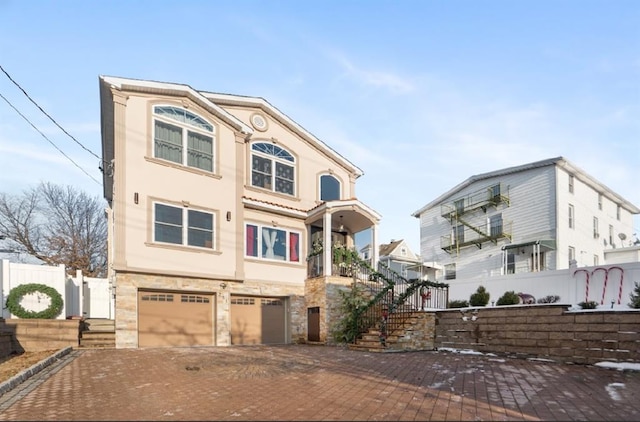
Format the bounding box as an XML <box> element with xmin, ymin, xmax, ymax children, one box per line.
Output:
<box><xmin>0</xmin><ymin>182</ymin><xmax>107</xmax><ymax>276</ymax></box>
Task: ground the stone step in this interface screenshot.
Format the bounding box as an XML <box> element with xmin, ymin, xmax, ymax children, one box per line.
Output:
<box><xmin>79</xmin><ymin>331</ymin><xmax>115</xmax><ymax>348</ymax></box>
<box><xmin>81</xmin><ymin>319</ymin><xmax>115</xmax><ymax>332</ymax></box>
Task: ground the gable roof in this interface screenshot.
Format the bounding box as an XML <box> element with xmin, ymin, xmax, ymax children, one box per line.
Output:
<box><xmin>99</xmin><ymin>75</ymin><xmax>364</xmax><ymax>178</ymax></box>
<box><xmin>412</xmin><ymin>156</ymin><xmax>640</xmax><ymax>217</ymax></box>
<box><xmin>379</xmin><ymin>239</ymin><xmax>404</xmax><ymax>257</ymax></box>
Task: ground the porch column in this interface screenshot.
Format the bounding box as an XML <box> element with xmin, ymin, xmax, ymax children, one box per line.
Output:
<box><xmin>323</xmin><ymin>213</ymin><xmax>332</xmax><ymax>276</ymax></box>
<box><xmin>371</xmin><ymin>224</ymin><xmax>379</xmax><ymax>268</ymax></box>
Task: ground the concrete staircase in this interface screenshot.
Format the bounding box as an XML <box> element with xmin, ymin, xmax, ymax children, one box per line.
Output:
<box><xmin>79</xmin><ymin>318</ymin><xmax>115</xmax><ymax>348</ymax></box>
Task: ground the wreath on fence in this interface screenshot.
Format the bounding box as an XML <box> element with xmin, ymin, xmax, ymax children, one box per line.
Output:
<box><xmin>5</xmin><ymin>283</ymin><xmax>64</xmax><ymax>319</ymax></box>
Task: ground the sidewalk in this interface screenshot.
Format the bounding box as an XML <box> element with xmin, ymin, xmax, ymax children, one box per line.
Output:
<box><xmin>0</xmin><ymin>345</ymin><xmax>638</xmax><ymax>421</ymax></box>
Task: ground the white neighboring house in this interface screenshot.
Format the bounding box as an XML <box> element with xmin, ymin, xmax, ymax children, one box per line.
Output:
<box><xmin>412</xmin><ymin>157</ymin><xmax>640</xmax><ymax>283</ymax></box>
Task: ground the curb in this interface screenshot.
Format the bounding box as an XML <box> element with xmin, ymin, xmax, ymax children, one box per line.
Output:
<box><xmin>0</xmin><ymin>346</ymin><xmax>73</xmax><ymax>397</ymax></box>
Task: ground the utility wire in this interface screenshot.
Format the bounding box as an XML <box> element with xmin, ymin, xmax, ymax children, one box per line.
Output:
<box><xmin>0</xmin><ymin>91</ymin><xmax>101</xmax><ymax>185</ymax></box>
<box><xmin>0</xmin><ymin>64</ymin><xmax>102</xmax><ymax>161</ymax></box>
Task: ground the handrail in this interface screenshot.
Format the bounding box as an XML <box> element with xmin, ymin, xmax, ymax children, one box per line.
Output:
<box><xmin>307</xmin><ymin>244</ymin><xmax>449</xmax><ymax>345</ymax></box>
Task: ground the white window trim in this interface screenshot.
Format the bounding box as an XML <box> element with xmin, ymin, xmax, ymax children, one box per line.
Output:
<box><xmin>250</xmin><ymin>142</ymin><xmax>296</xmax><ymax>196</ymax></box>
<box><xmin>153</xmin><ymin>105</ymin><xmax>215</xmax><ymax>173</ymax></box>
<box><xmin>245</xmin><ymin>222</ymin><xmax>301</xmax><ymax>263</ymax></box>
<box><xmin>153</xmin><ymin>202</ymin><xmax>215</xmax><ymax>249</ymax></box>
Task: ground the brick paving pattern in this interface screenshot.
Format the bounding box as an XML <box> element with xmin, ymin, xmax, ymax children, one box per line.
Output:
<box><xmin>0</xmin><ymin>345</ymin><xmax>638</xmax><ymax>421</ymax></box>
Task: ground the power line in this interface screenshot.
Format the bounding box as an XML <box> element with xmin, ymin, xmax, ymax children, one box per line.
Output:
<box><xmin>0</xmin><ymin>91</ymin><xmax>101</xmax><ymax>185</ymax></box>
<box><xmin>0</xmin><ymin>64</ymin><xmax>102</xmax><ymax>161</ymax></box>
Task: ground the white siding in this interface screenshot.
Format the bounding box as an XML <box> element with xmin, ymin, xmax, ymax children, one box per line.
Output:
<box><xmin>418</xmin><ymin>166</ymin><xmax>558</xmax><ymax>281</ymax></box>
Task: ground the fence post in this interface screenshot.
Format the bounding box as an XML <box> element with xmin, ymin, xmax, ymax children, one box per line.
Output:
<box><xmin>0</xmin><ymin>259</ymin><xmax>9</xmax><ymax>319</ymax></box>
<box><xmin>77</xmin><ymin>269</ymin><xmax>84</xmax><ymax>319</ymax></box>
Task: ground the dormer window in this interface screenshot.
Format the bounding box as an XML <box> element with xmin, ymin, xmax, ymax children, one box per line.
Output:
<box><xmin>153</xmin><ymin>106</ymin><xmax>214</xmax><ymax>172</ymax></box>
<box><xmin>251</xmin><ymin>142</ymin><xmax>295</xmax><ymax>195</ymax></box>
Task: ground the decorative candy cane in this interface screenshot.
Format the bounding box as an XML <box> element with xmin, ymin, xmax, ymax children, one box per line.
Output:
<box><xmin>573</xmin><ymin>269</ymin><xmax>590</xmax><ymax>302</ymax></box>
<box><xmin>607</xmin><ymin>266</ymin><xmax>624</xmax><ymax>304</ymax></box>
<box><xmin>592</xmin><ymin>267</ymin><xmax>608</xmax><ymax>305</ymax></box>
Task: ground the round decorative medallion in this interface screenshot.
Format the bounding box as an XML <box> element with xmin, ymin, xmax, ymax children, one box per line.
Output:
<box><xmin>250</xmin><ymin>113</ymin><xmax>268</xmax><ymax>132</ymax></box>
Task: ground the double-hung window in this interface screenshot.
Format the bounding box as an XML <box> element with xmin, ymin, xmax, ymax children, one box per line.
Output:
<box><xmin>245</xmin><ymin>223</ymin><xmax>300</xmax><ymax>262</ymax></box>
<box><xmin>154</xmin><ymin>203</ymin><xmax>214</xmax><ymax>249</ymax></box>
<box><xmin>251</xmin><ymin>142</ymin><xmax>295</xmax><ymax>195</ymax></box>
<box><xmin>568</xmin><ymin>204</ymin><xmax>575</xmax><ymax>229</ymax></box>
<box><xmin>153</xmin><ymin>106</ymin><xmax>214</xmax><ymax>172</ymax></box>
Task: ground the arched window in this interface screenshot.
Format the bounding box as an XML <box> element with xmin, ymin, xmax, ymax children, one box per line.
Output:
<box><xmin>251</xmin><ymin>142</ymin><xmax>295</xmax><ymax>195</ymax></box>
<box><xmin>320</xmin><ymin>174</ymin><xmax>340</xmax><ymax>201</ymax></box>
<box><xmin>153</xmin><ymin>105</ymin><xmax>215</xmax><ymax>172</ymax></box>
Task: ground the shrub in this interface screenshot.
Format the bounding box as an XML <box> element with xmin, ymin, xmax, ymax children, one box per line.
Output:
<box><xmin>496</xmin><ymin>290</ymin><xmax>520</xmax><ymax>306</ymax></box>
<box><xmin>578</xmin><ymin>300</ymin><xmax>598</xmax><ymax>310</ymax></box>
<box><xmin>448</xmin><ymin>299</ymin><xmax>469</xmax><ymax>308</ymax></box>
<box><xmin>628</xmin><ymin>282</ymin><xmax>640</xmax><ymax>309</ymax></box>
<box><xmin>469</xmin><ymin>285</ymin><xmax>490</xmax><ymax>307</ymax></box>
<box><xmin>537</xmin><ymin>295</ymin><xmax>561</xmax><ymax>304</ymax></box>
<box><xmin>329</xmin><ymin>283</ymin><xmax>369</xmax><ymax>344</ymax></box>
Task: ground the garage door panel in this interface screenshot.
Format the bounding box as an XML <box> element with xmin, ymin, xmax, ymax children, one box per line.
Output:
<box><xmin>138</xmin><ymin>291</ymin><xmax>214</xmax><ymax>347</ymax></box>
<box><xmin>231</xmin><ymin>296</ymin><xmax>285</xmax><ymax>345</ymax></box>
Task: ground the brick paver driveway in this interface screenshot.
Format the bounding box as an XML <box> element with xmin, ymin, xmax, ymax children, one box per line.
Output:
<box><xmin>0</xmin><ymin>345</ymin><xmax>638</xmax><ymax>421</ymax></box>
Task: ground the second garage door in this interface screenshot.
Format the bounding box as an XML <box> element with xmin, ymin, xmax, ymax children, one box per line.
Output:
<box><xmin>138</xmin><ymin>290</ymin><xmax>214</xmax><ymax>348</ymax></box>
<box><xmin>230</xmin><ymin>295</ymin><xmax>286</xmax><ymax>345</ymax></box>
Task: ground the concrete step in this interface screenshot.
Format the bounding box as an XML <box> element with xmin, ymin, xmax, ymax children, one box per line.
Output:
<box><xmin>82</xmin><ymin>318</ymin><xmax>115</xmax><ymax>333</ymax></box>
<box><xmin>79</xmin><ymin>331</ymin><xmax>115</xmax><ymax>348</ymax></box>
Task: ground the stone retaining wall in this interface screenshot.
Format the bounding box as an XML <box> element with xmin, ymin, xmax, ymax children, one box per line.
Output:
<box><xmin>434</xmin><ymin>305</ymin><xmax>640</xmax><ymax>364</ymax></box>
<box><xmin>0</xmin><ymin>319</ymin><xmax>81</xmax><ymax>352</ymax></box>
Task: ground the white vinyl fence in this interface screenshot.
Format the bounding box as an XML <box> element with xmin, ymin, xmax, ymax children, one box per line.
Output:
<box><xmin>447</xmin><ymin>261</ymin><xmax>640</xmax><ymax>310</ymax></box>
<box><xmin>0</xmin><ymin>259</ymin><xmax>113</xmax><ymax>320</ymax></box>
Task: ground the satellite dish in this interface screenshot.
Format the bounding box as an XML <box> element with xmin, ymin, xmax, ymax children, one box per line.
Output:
<box><xmin>618</xmin><ymin>233</ymin><xmax>627</xmax><ymax>240</ymax></box>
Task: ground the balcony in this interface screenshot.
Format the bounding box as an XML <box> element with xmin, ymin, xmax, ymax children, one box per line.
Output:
<box><xmin>441</xmin><ymin>220</ymin><xmax>512</xmax><ymax>253</ymax></box>
<box><xmin>441</xmin><ymin>183</ymin><xmax>510</xmax><ymax>220</ymax></box>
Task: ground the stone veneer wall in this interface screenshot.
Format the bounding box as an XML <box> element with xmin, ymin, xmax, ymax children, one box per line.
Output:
<box><xmin>392</xmin><ymin>312</ymin><xmax>437</xmax><ymax>351</ymax></box>
<box><xmin>114</xmin><ymin>272</ymin><xmax>305</xmax><ymax>348</ymax></box>
<box><xmin>435</xmin><ymin>305</ymin><xmax>640</xmax><ymax>364</ymax></box>
<box><xmin>304</xmin><ymin>276</ymin><xmax>352</xmax><ymax>344</ymax></box>
<box><xmin>0</xmin><ymin>319</ymin><xmax>80</xmax><ymax>352</ymax></box>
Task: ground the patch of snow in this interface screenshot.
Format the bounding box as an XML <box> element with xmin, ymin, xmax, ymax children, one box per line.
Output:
<box><xmin>437</xmin><ymin>347</ymin><xmax>483</xmax><ymax>355</ymax></box>
<box><xmin>605</xmin><ymin>383</ymin><xmax>625</xmax><ymax>401</ymax></box>
<box><xmin>527</xmin><ymin>357</ymin><xmax>556</xmax><ymax>363</ymax></box>
<box><xmin>594</xmin><ymin>361</ymin><xmax>640</xmax><ymax>372</ymax></box>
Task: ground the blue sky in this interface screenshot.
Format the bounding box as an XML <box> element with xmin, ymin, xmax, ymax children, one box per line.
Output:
<box><xmin>1</xmin><ymin>0</ymin><xmax>638</xmax><ymax>253</ymax></box>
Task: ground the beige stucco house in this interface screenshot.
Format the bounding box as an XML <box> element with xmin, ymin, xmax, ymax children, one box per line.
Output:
<box><xmin>99</xmin><ymin>76</ymin><xmax>381</xmax><ymax>348</ymax></box>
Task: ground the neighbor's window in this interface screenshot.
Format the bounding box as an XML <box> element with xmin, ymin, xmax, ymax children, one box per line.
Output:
<box><xmin>320</xmin><ymin>174</ymin><xmax>340</xmax><ymax>201</ymax></box>
<box><xmin>593</xmin><ymin>255</ymin><xmax>599</xmax><ymax>266</ymax></box>
<box><xmin>593</xmin><ymin>217</ymin><xmax>599</xmax><ymax>239</ymax></box>
<box><xmin>489</xmin><ymin>184</ymin><xmax>501</xmax><ymax>201</ymax></box>
<box><xmin>154</xmin><ymin>203</ymin><xmax>214</xmax><ymax>248</ymax></box>
<box><xmin>153</xmin><ymin>106</ymin><xmax>214</xmax><ymax>172</ymax></box>
<box><xmin>490</xmin><ymin>214</ymin><xmax>503</xmax><ymax>237</ymax></box>
<box><xmin>598</xmin><ymin>194</ymin><xmax>603</xmax><ymax>210</ymax></box>
<box><xmin>454</xmin><ymin>225</ymin><xmax>464</xmax><ymax>245</ymax></box>
<box><xmin>617</xmin><ymin>205</ymin><xmax>621</xmax><ymax>221</ymax></box>
<box><xmin>568</xmin><ymin>204</ymin><xmax>575</xmax><ymax>229</ymax></box>
<box><xmin>245</xmin><ymin>223</ymin><xmax>300</xmax><ymax>262</ymax></box>
<box><xmin>251</xmin><ymin>142</ymin><xmax>295</xmax><ymax>195</ymax></box>
<box><xmin>568</xmin><ymin>175</ymin><xmax>574</xmax><ymax>193</ymax></box>
<box><xmin>568</xmin><ymin>246</ymin><xmax>575</xmax><ymax>266</ymax></box>
<box><xmin>609</xmin><ymin>225</ymin><xmax>614</xmax><ymax>246</ymax></box>
<box><xmin>444</xmin><ymin>263</ymin><xmax>456</xmax><ymax>280</ymax></box>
